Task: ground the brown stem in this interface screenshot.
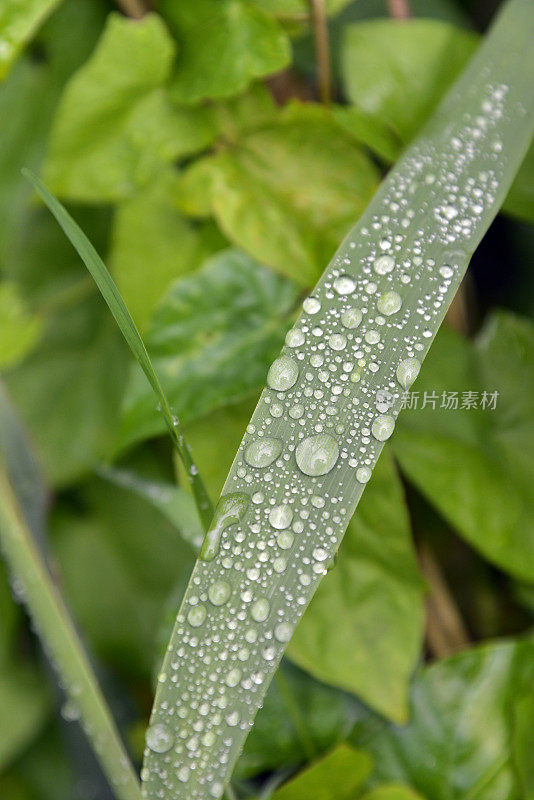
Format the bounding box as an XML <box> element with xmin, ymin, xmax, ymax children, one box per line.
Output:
<box><xmin>308</xmin><ymin>0</ymin><xmax>332</xmax><ymax>104</ymax></box>
<box><xmin>387</xmin><ymin>0</ymin><xmax>412</xmax><ymax>19</ymax></box>
<box><xmin>419</xmin><ymin>541</ymin><xmax>470</xmax><ymax>659</ymax></box>
<box><xmin>115</xmin><ymin>0</ymin><xmax>149</xmax><ymax>19</ymax></box>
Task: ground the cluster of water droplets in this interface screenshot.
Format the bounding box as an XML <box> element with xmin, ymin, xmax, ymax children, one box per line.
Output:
<box><xmin>142</xmin><ymin>82</ymin><xmax>510</xmax><ymax>800</ymax></box>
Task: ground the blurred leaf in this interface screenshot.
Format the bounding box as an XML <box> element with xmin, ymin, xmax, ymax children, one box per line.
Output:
<box><xmin>0</xmin><ymin>0</ymin><xmax>62</xmax><ymax>80</ymax></box>
<box><xmin>98</xmin><ymin>464</ymin><xmax>203</xmax><ymax>551</ymax></box>
<box><xmin>503</xmin><ymin>139</ymin><xmax>534</xmax><ymax>222</ymax></box>
<box><xmin>341</xmin><ymin>19</ymin><xmax>477</xmax><ymax>144</ymax></box>
<box><xmin>3</xmin><ymin>723</ymin><xmax>75</xmax><ymax>800</ymax></box>
<box><xmin>110</xmin><ymin>171</ymin><xmax>224</xmax><ymax>331</ymax></box>
<box><xmin>43</xmin><ymin>12</ymin><xmax>214</xmax><ymax>202</ymax></box>
<box><xmin>0</xmin><ymin>562</ymin><xmax>18</xmax><ymax>668</ymax></box>
<box><xmin>268</xmin><ymin>743</ymin><xmax>373</xmax><ymax>800</ymax></box>
<box><xmin>0</xmin><ymin>664</ymin><xmax>51</xmax><ymax>771</ymax></box>
<box><xmin>160</xmin><ymin>0</ymin><xmax>290</xmax><ymax>104</ymax></box>
<box><xmin>177</xmin><ymin>104</ymin><xmax>379</xmax><ymax>285</ymax></box>
<box><xmin>289</xmin><ymin>450</ymin><xmax>425</xmax><ymax>724</ymax></box>
<box><xmin>252</xmin><ymin>0</ymin><xmax>354</xmax><ymax>17</ymax></box>
<box><xmin>178</xmin><ymin>399</ymin><xmax>257</xmax><ymax>501</ymax></box>
<box><xmin>0</xmin><ymin>282</ymin><xmax>42</xmax><ymax>369</ymax></box>
<box><xmin>236</xmin><ymin>660</ymin><xmax>365</xmax><ymax>779</ymax></box>
<box><xmin>362</xmin><ymin>786</ymin><xmax>426</xmax><ymax>800</ymax></box>
<box><xmin>51</xmin><ymin>477</ymin><xmax>195</xmax><ymax>677</ymax></box>
<box><xmin>353</xmin><ymin>639</ymin><xmax>534</xmax><ymax>800</ymax></box>
<box><xmin>118</xmin><ymin>249</ymin><xmax>297</xmax><ymax>450</ymax></box>
<box><xmin>512</xmin><ymin>690</ymin><xmax>534</xmax><ymax>798</ymax></box>
<box><xmin>393</xmin><ymin>311</ymin><xmax>534</xmax><ymax>581</ymax></box>
<box><xmin>4</xmin><ymin>297</ymin><xmax>128</xmax><ymax>486</ymax></box>
<box><xmin>333</xmin><ymin>105</ymin><xmax>402</xmax><ymax>163</ymax></box>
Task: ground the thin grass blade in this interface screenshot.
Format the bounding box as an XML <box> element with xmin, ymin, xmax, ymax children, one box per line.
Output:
<box><xmin>0</xmin><ymin>398</ymin><xmax>143</xmax><ymax>800</ymax></box>
<box><xmin>141</xmin><ymin>1</ymin><xmax>534</xmax><ymax>798</ymax></box>
<box><xmin>21</xmin><ymin>168</ymin><xmax>214</xmax><ymax>530</ymax></box>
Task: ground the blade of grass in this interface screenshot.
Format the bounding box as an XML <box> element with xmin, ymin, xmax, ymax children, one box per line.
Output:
<box><xmin>141</xmin><ymin>1</ymin><xmax>534</xmax><ymax>798</ymax></box>
<box><xmin>21</xmin><ymin>168</ymin><xmax>214</xmax><ymax>531</ymax></box>
<box><xmin>0</xmin><ymin>466</ymin><xmax>143</xmax><ymax>800</ymax></box>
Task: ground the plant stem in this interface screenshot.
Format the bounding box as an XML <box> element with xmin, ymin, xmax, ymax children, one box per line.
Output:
<box><xmin>419</xmin><ymin>541</ymin><xmax>470</xmax><ymax>659</ymax></box>
<box><xmin>115</xmin><ymin>0</ymin><xmax>149</xmax><ymax>19</ymax></box>
<box><xmin>0</xmin><ymin>465</ymin><xmax>143</xmax><ymax>800</ymax></box>
<box><xmin>387</xmin><ymin>0</ymin><xmax>412</xmax><ymax>19</ymax></box>
<box><xmin>308</xmin><ymin>0</ymin><xmax>332</xmax><ymax>104</ymax></box>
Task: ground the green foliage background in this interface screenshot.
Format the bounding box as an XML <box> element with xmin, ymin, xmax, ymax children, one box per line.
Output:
<box><xmin>0</xmin><ymin>0</ymin><xmax>533</xmax><ymax>799</ymax></box>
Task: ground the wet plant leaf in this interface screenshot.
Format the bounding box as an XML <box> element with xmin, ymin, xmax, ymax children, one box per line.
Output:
<box><xmin>118</xmin><ymin>249</ymin><xmax>298</xmax><ymax>450</ymax></box>
<box><xmin>0</xmin><ymin>0</ymin><xmax>62</xmax><ymax>80</ymax></box>
<box><xmin>142</xmin><ymin>3</ymin><xmax>534</xmax><ymax>798</ymax></box>
<box><xmin>393</xmin><ymin>312</ymin><xmax>534</xmax><ymax>581</ymax></box>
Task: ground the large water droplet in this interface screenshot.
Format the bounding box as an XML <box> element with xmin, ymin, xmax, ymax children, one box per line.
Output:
<box><xmin>146</xmin><ymin>723</ymin><xmax>174</xmax><ymax>753</ymax></box>
<box><xmin>187</xmin><ymin>604</ymin><xmax>207</xmax><ymax>627</ymax></box>
<box><xmin>333</xmin><ymin>275</ymin><xmax>356</xmax><ymax>294</ymax></box>
<box><xmin>269</xmin><ymin>504</ymin><xmax>293</xmax><ymax>529</ymax></box>
<box><xmin>244</xmin><ymin>438</ymin><xmax>282</xmax><ymax>468</ymax></box>
<box><xmin>267</xmin><ymin>356</ymin><xmax>299</xmax><ymax>391</ymax></box>
<box><xmin>356</xmin><ymin>466</ymin><xmax>372</xmax><ymax>483</ymax></box>
<box><xmin>373</xmin><ymin>254</ymin><xmax>395</xmax><ymax>275</ymax></box>
<box><xmin>200</xmin><ymin>493</ymin><xmax>250</xmax><ymax>561</ymax></box>
<box><xmin>286</xmin><ymin>328</ymin><xmax>305</xmax><ymax>347</ymax></box>
<box><xmin>377</xmin><ymin>290</ymin><xmax>402</xmax><ymax>316</ymax></box>
<box><xmin>396</xmin><ymin>357</ymin><xmax>421</xmax><ymax>389</ymax></box>
<box><xmin>251</xmin><ymin>598</ymin><xmax>270</xmax><ymax>622</ymax></box>
<box><xmin>295</xmin><ymin>434</ymin><xmax>339</xmax><ymax>476</ymax></box>
<box><xmin>208</xmin><ymin>581</ymin><xmax>231</xmax><ymax>606</ymax></box>
<box><xmin>274</xmin><ymin>622</ymin><xmax>292</xmax><ymax>642</ymax></box>
<box><xmin>341</xmin><ymin>308</ymin><xmax>362</xmax><ymax>329</ymax></box>
<box><xmin>329</xmin><ymin>333</ymin><xmax>347</xmax><ymax>351</ymax></box>
<box><xmin>303</xmin><ymin>297</ymin><xmax>321</xmax><ymax>314</ymax></box>
<box><xmin>371</xmin><ymin>414</ymin><xmax>395</xmax><ymax>441</ymax></box>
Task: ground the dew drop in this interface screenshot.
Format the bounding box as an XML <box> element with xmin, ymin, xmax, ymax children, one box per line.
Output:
<box><xmin>333</xmin><ymin>275</ymin><xmax>356</xmax><ymax>294</ymax></box>
<box><xmin>286</xmin><ymin>328</ymin><xmax>305</xmax><ymax>347</ymax></box>
<box><xmin>267</xmin><ymin>356</ymin><xmax>299</xmax><ymax>391</ymax></box>
<box><xmin>251</xmin><ymin>598</ymin><xmax>270</xmax><ymax>622</ymax></box>
<box><xmin>277</xmin><ymin>530</ymin><xmax>294</xmax><ymax>550</ymax></box>
<box><xmin>371</xmin><ymin>414</ymin><xmax>395</xmax><ymax>441</ymax></box>
<box><xmin>244</xmin><ymin>438</ymin><xmax>282</xmax><ymax>468</ymax></box>
<box><xmin>373</xmin><ymin>254</ymin><xmax>395</xmax><ymax>275</ymax></box>
<box><xmin>295</xmin><ymin>434</ymin><xmax>339</xmax><ymax>476</ymax></box>
<box><xmin>269</xmin><ymin>504</ymin><xmax>293</xmax><ymax>529</ymax></box>
<box><xmin>396</xmin><ymin>357</ymin><xmax>421</xmax><ymax>389</ymax></box>
<box><xmin>225</xmin><ymin>668</ymin><xmax>242</xmax><ymax>687</ymax></box>
<box><xmin>356</xmin><ymin>466</ymin><xmax>372</xmax><ymax>483</ymax></box>
<box><xmin>377</xmin><ymin>290</ymin><xmax>402</xmax><ymax>316</ymax></box>
<box><xmin>439</xmin><ymin>265</ymin><xmax>454</xmax><ymax>279</ymax></box>
<box><xmin>200</xmin><ymin>493</ymin><xmax>250</xmax><ymax>561</ymax></box>
<box><xmin>146</xmin><ymin>723</ymin><xmax>174</xmax><ymax>754</ymax></box>
<box><xmin>329</xmin><ymin>333</ymin><xmax>347</xmax><ymax>351</ymax></box>
<box><xmin>303</xmin><ymin>297</ymin><xmax>321</xmax><ymax>314</ymax></box>
<box><xmin>187</xmin><ymin>604</ymin><xmax>207</xmax><ymax>627</ymax></box>
<box><xmin>208</xmin><ymin>581</ymin><xmax>231</xmax><ymax>606</ymax></box>
<box><xmin>275</xmin><ymin>622</ymin><xmax>292</xmax><ymax>642</ymax></box>
<box><xmin>341</xmin><ymin>308</ymin><xmax>362</xmax><ymax>329</ymax></box>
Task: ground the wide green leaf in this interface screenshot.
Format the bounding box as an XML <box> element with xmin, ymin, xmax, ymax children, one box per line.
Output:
<box><xmin>0</xmin><ymin>282</ymin><xmax>42</xmax><ymax>369</ymax></box>
<box><xmin>118</xmin><ymin>249</ymin><xmax>298</xmax><ymax>450</ymax></box>
<box><xmin>142</xmin><ymin>2</ymin><xmax>534</xmax><ymax>797</ymax></box>
<box><xmin>341</xmin><ymin>19</ymin><xmax>478</xmax><ymax>147</ymax></box>
<box><xmin>0</xmin><ymin>665</ymin><xmax>51</xmax><ymax>771</ymax></box>
<box><xmin>110</xmin><ymin>171</ymin><xmax>224</xmax><ymax>331</ymax></box>
<box><xmin>0</xmin><ymin>0</ymin><xmax>62</xmax><ymax>80</ymax></box>
<box><xmin>288</xmin><ymin>450</ymin><xmax>424</xmax><ymax>723</ymax></box>
<box><xmin>237</xmin><ymin>660</ymin><xmax>364</xmax><ymax>779</ymax></box>
<box><xmin>159</xmin><ymin>0</ymin><xmax>290</xmax><ymax>104</ymax></box>
<box><xmin>268</xmin><ymin>743</ymin><xmax>373</xmax><ymax>800</ymax></box>
<box><xmin>393</xmin><ymin>312</ymin><xmax>534</xmax><ymax>581</ymax></box>
<box><xmin>362</xmin><ymin>787</ymin><xmax>426</xmax><ymax>800</ymax></box>
<box><xmin>50</xmin><ymin>476</ymin><xmax>195</xmax><ymax>678</ymax></box>
<box><xmin>177</xmin><ymin>104</ymin><xmax>379</xmax><ymax>285</ymax></box>
<box><xmin>4</xmin><ymin>297</ymin><xmax>128</xmax><ymax>486</ymax></box>
<box><xmin>353</xmin><ymin>639</ymin><xmax>534</xmax><ymax>800</ymax></box>
<box><xmin>512</xmin><ymin>689</ymin><xmax>534</xmax><ymax>798</ymax></box>
<box><xmin>42</xmin><ymin>12</ymin><xmax>214</xmax><ymax>202</ymax></box>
